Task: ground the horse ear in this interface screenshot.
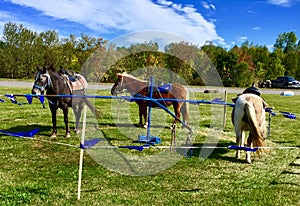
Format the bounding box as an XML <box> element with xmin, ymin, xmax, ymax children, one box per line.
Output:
<box><xmin>232</xmin><ymin>97</ymin><xmax>238</xmax><ymax>103</ymax></box>
<box><xmin>48</xmin><ymin>64</ymin><xmax>54</xmax><ymax>71</ymax></box>
<box><xmin>46</xmin><ymin>64</ymin><xmax>56</xmax><ymax>72</ymax></box>
<box><xmin>42</xmin><ymin>66</ymin><xmax>47</xmax><ymax>73</ymax></box>
<box><xmin>232</xmin><ymin>94</ymin><xmax>241</xmax><ymax>103</ymax></box>
<box><xmin>36</xmin><ymin>65</ymin><xmax>42</xmax><ymax>71</ymax></box>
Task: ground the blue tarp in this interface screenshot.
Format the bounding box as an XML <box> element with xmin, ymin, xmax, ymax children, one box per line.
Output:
<box><xmin>0</xmin><ymin>128</ymin><xmax>40</xmax><ymax>138</ymax></box>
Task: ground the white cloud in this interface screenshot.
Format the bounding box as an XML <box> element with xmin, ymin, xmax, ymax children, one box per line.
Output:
<box><xmin>5</xmin><ymin>0</ymin><xmax>224</xmax><ymax>46</ymax></box>
<box><xmin>267</xmin><ymin>0</ymin><xmax>291</xmax><ymax>7</ymax></box>
<box><xmin>252</xmin><ymin>26</ymin><xmax>261</xmax><ymax>31</ymax></box>
<box><xmin>0</xmin><ymin>12</ymin><xmax>12</xmax><ymax>40</ymax></box>
<box><xmin>0</xmin><ymin>11</ymin><xmax>45</xmax><ymax>40</ymax></box>
<box><xmin>157</xmin><ymin>0</ymin><xmax>173</xmax><ymax>6</ymax></box>
<box><xmin>201</xmin><ymin>1</ymin><xmax>216</xmax><ymax>10</ymax></box>
<box><xmin>0</xmin><ymin>9</ymin><xmax>58</xmax><ymax>40</ymax></box>
<box><xmin>238</xmin><ymin>36</ymin><xmax>248</xmax><ymax>42</ymax></box>
<box><xmin>210</xmin><ymin>4</ymin><xmax>216</xmax><ymax>10</ymax></box>
<box><xmin>202</xmin><ymin>1</ymin><xmax>210</xmax><ymax>9</ymax></box>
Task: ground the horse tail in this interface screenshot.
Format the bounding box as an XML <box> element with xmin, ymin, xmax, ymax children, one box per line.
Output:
<box><xmin>244</xmin><ymin>102</ymin><xmax>267</xmax><ymax>155</ymax></box>
<box><xmin>84</xmin><ymin>98</ymin><xmax>102</xmax><ymax>118</ymax></box>
<box><xmin>180</xmin><ymin>87</ymin><xmax>189</xmax><ymax>124</ymax></box>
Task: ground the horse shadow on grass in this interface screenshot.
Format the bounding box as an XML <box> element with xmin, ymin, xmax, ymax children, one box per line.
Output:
<box><xmin>185</xmin><ymin>140</ymin><xmax>243</xmax><ymax>163</ymax></box>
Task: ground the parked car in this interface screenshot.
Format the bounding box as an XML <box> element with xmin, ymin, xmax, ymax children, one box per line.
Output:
<box><xmin>271</xmin><ymin>76</ymin><xmax>300</xmax><ymax>89</ymax></box>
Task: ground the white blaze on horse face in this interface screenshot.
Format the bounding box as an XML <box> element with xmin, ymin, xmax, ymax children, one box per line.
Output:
<box><xmin>112</xmin><ymin>77</ymin><xmax>124</xmax><ymax>95</ymax></box>
<box><xmin>40</xmin><ymin>75</ymin><xmax>48</xmax><ymax>84</ymax></box>
<box><xmin>32</xmin><ymin>72</ymin><xmax>48</xmax><ymax>95</ymax></box>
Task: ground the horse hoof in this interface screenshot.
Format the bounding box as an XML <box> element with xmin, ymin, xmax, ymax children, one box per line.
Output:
<box><xmin>246</xmin><ymin>154</ymin><xmax>251</xmax><ymax>164</ymax></box>
<box><xmin>66</xmin><ymin>133</ymin><xmax>71</xmax><ymax>138</ymax></box>
<box><xmin>74</xmin><ymin>129</ymin><xmax>80</xmax><ymax>134</ymax></box>
<box><xmin>50</xmin><ymin>134</ymin><xmax>57</xmax><ymax>139</ymax></box>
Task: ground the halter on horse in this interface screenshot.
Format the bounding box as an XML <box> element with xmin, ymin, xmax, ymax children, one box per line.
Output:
<box><xmin>111</xmin><ymin>72</ymin><xmax>189</xmax><ymax>129</ymax></box>
<box><xmin>32</xmin><ymin>65</ymin><xmax>100</xmax><ymax>138</ymax></box>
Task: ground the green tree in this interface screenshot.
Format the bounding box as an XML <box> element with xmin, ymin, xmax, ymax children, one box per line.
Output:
<box><xmin>0</xmin><ymin>22</ymin><xmax>41</xmax><ymax>78</ymax></box>
<box><xmin>283</xmin><ymin>50</ymin><xmax>299</xmax><ymax>77</ymax></box>
<box><xmin>266</xmin><ymin>49</ymin><xmax>285</xmax><ymax>79</ymax></box>
<box><xmin>233</xmin><ymin>62</ymin><xmax>253</xmax><ymax>87</ymax></box>
<box><xmin>220</xmin><ymin>48</ymin><xmax>238</xmax><ymax>86</ymax></box>
<box><xmin>165</xmin><ymin>41</ymin><xmax>197</xmax><ymax>84</ymax></box>
<box><xmin>248</xmin><ymin>45</ymin><xmax>270</xmax><ymax>81</ymax></box>
<box><xmin>273</xmin><ymin>32</ymin><xmax>299</xmax><ymax>77</ymax></box>
<box><xmin>274</xmin><ymin>31</ymin><xmax>297</xmax><ymax>53</ymax></box>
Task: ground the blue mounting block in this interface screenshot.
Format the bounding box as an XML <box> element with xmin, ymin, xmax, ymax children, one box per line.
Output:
<box><xmin>136</xmin><ymin>135</ymin><xmax>161</xmax><ymax>145</ymax></box>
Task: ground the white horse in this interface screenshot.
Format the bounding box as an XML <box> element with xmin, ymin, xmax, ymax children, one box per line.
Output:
<box><xmin>231</xmin><ymin>93</ymin><xmax>269</xmax><ymax>163</ymax></box>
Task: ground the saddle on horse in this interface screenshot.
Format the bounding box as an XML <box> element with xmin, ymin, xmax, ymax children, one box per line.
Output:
<box><xmin>59</xmin><ymin>68</ymin><xmax>88</xmax><ymax>93</ymax></box>
<box><xmin>148</xmin><ymin>82</ymin><xmax>173</xmax><ymax>94</ymax></box>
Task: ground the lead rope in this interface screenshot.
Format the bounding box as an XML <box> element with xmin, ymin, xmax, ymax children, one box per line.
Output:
<box><xmin>116</xmin><ymin>91</ymin><xmax>130</xmax><ymax>118</ymax></box>
<box><xmin>268</xmin><ymin>111</ymin><xmax>271</xmax><ymax>138</ymax></box>
<box><xmin>171</xmin><ymin>123</ymin><xmax>176</xmax><ymax>152</ymax></box>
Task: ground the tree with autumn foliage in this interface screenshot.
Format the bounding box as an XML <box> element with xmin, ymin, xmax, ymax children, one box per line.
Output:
<box><xmin>1</xmin><ymin>22</ymin><xmax>300</xmax><ymax>87</ymax></box>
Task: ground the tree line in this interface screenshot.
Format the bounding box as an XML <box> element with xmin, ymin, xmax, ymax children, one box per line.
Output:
<box><xmin>1</xmin><ymin>22</ymin><xmax>300</xmax><ymax>87</ymax></box>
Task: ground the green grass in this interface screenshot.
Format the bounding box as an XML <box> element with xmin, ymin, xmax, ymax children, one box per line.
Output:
<box><xmin>0</xmin><ymin>86</ymin><xmax>299</xmax><ymax>205</ymax></box>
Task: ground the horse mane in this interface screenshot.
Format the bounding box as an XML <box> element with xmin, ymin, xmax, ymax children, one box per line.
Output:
<box><xmin>121</xmin><ymin>72</ymin><xmax>148</xmax><ymax>83</ymax></box>
<box><xmin>46</xmin><ymin>65</ymin><xmax>64</xmax><ymax>82</ymax></box>
<box><xmin>47</xmin><ymin>64</ymin><xmax>57</xmax><ymax>73</ymax></box>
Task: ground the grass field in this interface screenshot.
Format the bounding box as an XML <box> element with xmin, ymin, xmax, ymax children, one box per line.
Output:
<box><xmin>0</xmin><ymin>86</ymin><xmax>299</xmax><ymax>205</ymax></box>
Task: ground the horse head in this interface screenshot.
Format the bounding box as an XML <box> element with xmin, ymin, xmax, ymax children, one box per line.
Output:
<box><xmin>32</xmin><ymin>65</ymin><xmax>52</xmax><ymax>95</ymax></box>
<box><xmin>111</xmin><ymin>73</ymin><xmax>125</xmax><ymax>95</ymax></box>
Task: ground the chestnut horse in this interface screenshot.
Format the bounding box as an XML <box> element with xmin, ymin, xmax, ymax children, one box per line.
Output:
<box><xmin>231</xmin><ymin>93</ymin><xmax>268</xmax><ymax>163</ymax></box>
<box><xmin>111</xmin><ymin>72</ymin><xmax>189</xmax><ymax>129</ymax></box>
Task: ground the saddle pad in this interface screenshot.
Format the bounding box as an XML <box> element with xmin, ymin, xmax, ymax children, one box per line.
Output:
<box><xmin>71</xmin><ymin>74</ymin><xmax>88</xmax><ymax>91</ymax></box>
<box><xmin>158</xmin><ymin>83</ymin><xmax>172</xmax><ymax>93</ymax></box>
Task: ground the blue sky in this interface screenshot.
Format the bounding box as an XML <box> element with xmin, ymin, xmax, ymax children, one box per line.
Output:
<box><xmin>0</xmin><ymin>0</ymin><xmax>300</xmax><ymax>50</ymax></box>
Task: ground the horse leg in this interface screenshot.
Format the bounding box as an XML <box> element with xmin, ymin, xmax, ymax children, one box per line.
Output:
<box><xmin>50</xmin><ymin>106</ymin><xmax>57</xmax><ymax>138</ymax></box>
<box><xmin>138</xmin><ymin>104</ymin><xmax>143</xmax><ymax>127</ymax></box>
<box><xmin>180</xmin><ymin>102</ymin><xmax>189</xmax><ymax>126</ymax></box>
<box><xmin>172</xmin><ymin>103</ymin><xmax>181</xmax><ymax>127</ymax></box>
<box><xmin>62</xmin><ymin>106</ymin><xmax>71</xmax><ymax>138</ymax></box>
<box><xmin>72</xmin><ymin>104</ymin><xmax>78</xmax><ymax>132</ymax></box>
<box><xmin>138</xmin><ymin>103</ymin><xmax>147</xmax><ymax>128</ymax></box>
<box><xmin>73</xmin><ymin>102</ymin><xmax>83</xmax><ymax>134</ymax></box>
<box><xmin>235</xmin><ymin>129</ymin><xmax>244</xmax><ymax>159</ymax></box>
<box><xmin>142</xmin><ymin>106</ymin><xmax>148</xmax><ymax>128</ymax></box>
<box><xmin>246</xmin><ymin>133</ymin><xmax>253</xmax><ymax>164</ymax></box>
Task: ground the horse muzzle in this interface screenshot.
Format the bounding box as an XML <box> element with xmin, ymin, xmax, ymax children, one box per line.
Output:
<box><xmin>111</xmin><ymin>89</ymin><xmax>127</xmax><ymax>95</ymax></box>
<box><xmin>32</xmin><ymin>86</ymin><xmax>44</xmax><ymax>96</ymax></box>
